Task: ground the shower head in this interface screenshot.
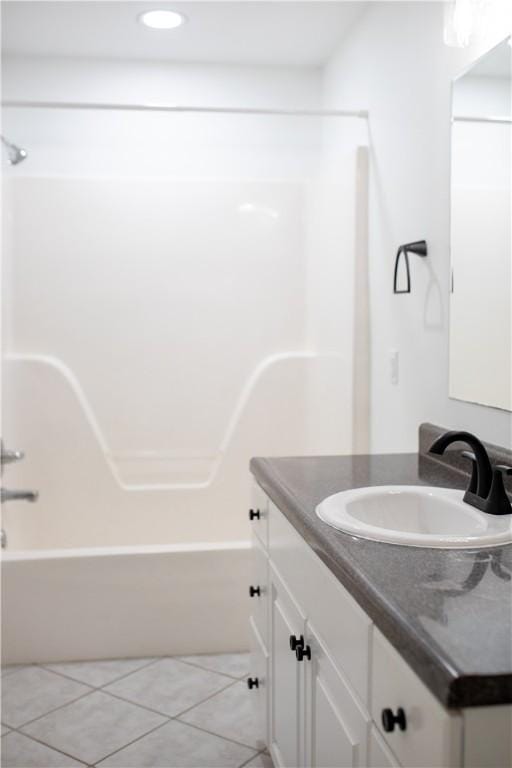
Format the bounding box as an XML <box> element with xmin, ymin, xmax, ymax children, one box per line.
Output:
<box><xmin>1</xmin><ymin>135</ymin><xmax>27</xmax><ymax>165</ymax></box>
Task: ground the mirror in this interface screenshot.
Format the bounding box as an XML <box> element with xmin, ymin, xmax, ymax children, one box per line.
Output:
<box><xmin>449</xmin><ymin>37</ymin><xmax>511</xmax><ymax>411</ymax></box>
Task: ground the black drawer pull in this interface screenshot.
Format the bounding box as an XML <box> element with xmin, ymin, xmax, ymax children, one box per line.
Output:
<box><xmin>249</xmin><ymin>585</ymin><xmax>261</xmax><ymax>598</ymax></box>
<box><xmin>381</xmin><ymin>707</ymin><xmax>406</xmax><ymax>733</ymax></box>
<box><xmin>296</xmin><ymin>644</ymin><xmax>311</xmax><ymax>662</ymax></box>
<box><xmin>289</xmin><ymin>634</ymin><xmax>304</xmax><ymax>652</ymax></box>
<box><xmin>249</xmin><ymin>509</ymin><xmax>261</xmax><ymax>521</ymax></box>
<box><xmin>247</xmin><ymin>677</ymin><xmax>259</xmax><ymax>690</ymax></box>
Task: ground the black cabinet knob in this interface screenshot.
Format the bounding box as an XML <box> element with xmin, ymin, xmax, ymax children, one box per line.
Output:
<box><xmin>249</xmin><ymin>585</ymin><xmax>261</xmax><ymax>598</ymax></box>
<box><xmin>296</xmin><ymin>644</ymin><xmax>312</xmax><ymax>662</ymax></box>
<box><xmin>247</xmin><ymin>677</ymin><xmax>259</xmax><ymax>690</ymax></box>
<box><xmin>289</xmin><ymin>634</ymin><xmax>304</xmax><ymax>652</ymax></box>
<box><xmin>249</xmin><ymin>509</ymin><xmax>261</xmax><ymax>521</ymax></box>
<box><xmin>381</xmin><ymin>707</ymin><xmax>406</xmax><ymax>733</ymax></box>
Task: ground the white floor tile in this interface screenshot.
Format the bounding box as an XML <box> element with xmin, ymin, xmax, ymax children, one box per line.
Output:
<box><xmin>97</xmin><ymin>719</ymin><xmax>256</xmax><ymax>767</ymax></box>
<box><xmin>44</xmin><ymin>657</ymin><xmax>155</xmax><ymax>687</ymax></box>
<box><xmin>104</xmin><ymin>658</ymin><xmax>232</xmax><ymax>717</ymax></box>
<box><xmin>1</xmin><ymin>665</ymin><xmax>29</xmax><ymax>678</ymax></box>
<box><xmin>1</xmin><ymin>731</ymin><xmax>85</xmax><ymax>767</ymax></box>
<box><xmin>1</xmin><ymin>667</ymin><xmax>92</xmax><ymax>728</ymax></box>
<box><xmin>179</xmin><ymin>679</ymin><xmax>261</xmax><ymax>748</ymax></box>
<box><xmin>179</xmin><ymin>652</ymin><xmax>250</xmax><ymax>679</ymax></box>
<box><xmin>21</xmin><ymin>690</ymin><xmax>166</xmax><ymax>766</ymax></box>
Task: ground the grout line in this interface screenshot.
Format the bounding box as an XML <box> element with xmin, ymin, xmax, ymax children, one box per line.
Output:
<box><xmin>238</xmin><ymin>748</ymin><xmax>268</xmax><ymax>768</ymax></box>
<box><xmin>97</xmin><ymin>689</ymin><xmax>174</xmax><ymax>720</ymax></box>
<box><xmin>10</xmin><ymin>689</ymin><xmax>97</xmax><ymax>731</ymax></box>
<box><xmin>171</xmin><ymin>678</ymin><xmax>239</xmax><ymax>719</ymax></box>
<box><xmin>92</xmin><ymin>718</ymin><xmax>172</xmax><ymax>766</ymax></box>
<box><xmin>9</xmin><ymin>695</ymin><xmax>169</xmax><ymax>766</ymax></box>
<box><xmin>3</xmin><ymin>728</ymin><xmax>89</xmax><ymax>766</ymax></box>
<box><xmin>175</xmin><ymin>656</ymin><xmax>248</xmax><ymax>681</ymax></box>
<box><xmin>173</xmin><ymin>714</ymin><xmax>260</xmax><ymax>752</ymax></box>
<box><xmin>3</xmin><ymin>655</ymin><xmax>256</xmax><ymax>764</ymax></box>
<box><xmin>39</xmin><ymin>657</ymin><xmax>161</xmax><ymax>689</ymax></box>
<box><xmin>5</xmin><ymin>656</ymin><xmax>234</xmax><ymax>729</ymax></box>
<box><xmin>101</xmin><ymin>674</ymin><xmax>237</xmax><ymax>721</ymax></box>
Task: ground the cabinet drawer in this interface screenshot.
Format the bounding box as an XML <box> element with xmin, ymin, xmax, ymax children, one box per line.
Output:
<box><xmin>250</xmin><ymin>533</ymin><xmax>269</xmax><ymax>647</ymax></box>
<box><xmin>249</xmin><ymin>617</ymin><xmax>269</xmax><ymax>752</ymax></box>
<box><xmin>250</xmin><ymin>482</ymin><xmax>269</xmax><ymax>549</ymax></box>
<box><xmin>269</xmin><ymin>501</ymin><xmax>371</xmax><ymax>706</ymax></box>
<box><xmin>371</xmin><ymin>629</ymin><xmax>461</xmax><ymax>768</ymax></box>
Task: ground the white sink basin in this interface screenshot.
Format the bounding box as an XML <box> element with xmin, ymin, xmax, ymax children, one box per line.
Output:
<box><xmin>316</xmin><ymin>486</ymin><xmax>512</xmax><ymax>548</ymax></box>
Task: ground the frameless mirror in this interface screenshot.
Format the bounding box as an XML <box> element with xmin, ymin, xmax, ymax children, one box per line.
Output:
<box><xmin>449</xmin><ymin>37</ymin><xmax>511</xmax><ymax>411</ymax></box>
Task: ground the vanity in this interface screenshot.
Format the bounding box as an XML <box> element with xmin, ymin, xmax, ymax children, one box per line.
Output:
<box><xmin>245</xmin><ymin>33</ymin><xmax>512</xmax><ymax>767</ymax></box>
<box><xmin>247</xmin><ymin>424</ymin><xmax>512</xmax><ymax>768</ymax></box>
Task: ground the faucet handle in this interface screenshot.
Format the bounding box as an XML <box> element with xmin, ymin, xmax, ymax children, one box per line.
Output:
<box><xmin>0</xmin><ymin>441</ymin><xmax>25</xmax><ymax>477</ymax></box>
<box><xmin>1</xmin><ymin>448</ymin><xmax>24</xmax><ymax>465</ymax></box>
<box><xmin>0</xmin><ymin>439</ymin><xmax>24</xmax><ymax>464</ymax></box>
<box><xmin>484</xmin><ymin>466</ymin><xmax>512</xmax><ymax>516</ymax></box>
<box><xmin>461</xmin><ymin>451</ymin><xmax>478</xmax><ymax>494</ymax></box>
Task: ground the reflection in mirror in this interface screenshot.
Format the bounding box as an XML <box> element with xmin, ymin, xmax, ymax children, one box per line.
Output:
<box><xmin>450</xmin><ymin>37</ymin><xmax>511</xmax><ymax>411</ymax></box>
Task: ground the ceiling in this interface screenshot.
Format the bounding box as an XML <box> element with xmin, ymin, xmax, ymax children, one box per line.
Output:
<box><xmin>1</xmin><ymin>1</ymin><xmax>367</xmax><ymax>67</ymax></box>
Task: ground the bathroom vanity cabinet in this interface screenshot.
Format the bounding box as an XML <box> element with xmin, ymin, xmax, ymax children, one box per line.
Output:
<box><xmin>248</xmin><ymin>481</ymin><xmax>512</xmax><ymax>768</ymax></box>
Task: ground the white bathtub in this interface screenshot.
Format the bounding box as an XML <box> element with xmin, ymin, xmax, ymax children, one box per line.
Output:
<box><xmin>1</xmin><ymin>541</ymin><xmax>250</xmax><ymax>665</ymax></box>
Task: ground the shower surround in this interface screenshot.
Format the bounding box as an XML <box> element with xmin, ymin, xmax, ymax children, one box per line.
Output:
<box><xmin>1</xmin><ymin>58</ymin><xmax>368</xmax><ymax>662</ymax></box>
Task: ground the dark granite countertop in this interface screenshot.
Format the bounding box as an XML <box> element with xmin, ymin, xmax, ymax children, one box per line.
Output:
<box><xmin>250</xmin><ymin>448</ymin><xmax>512</xmax><ymax>709</ymax></box>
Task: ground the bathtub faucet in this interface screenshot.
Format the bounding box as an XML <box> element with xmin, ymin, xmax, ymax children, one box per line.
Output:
<box><xmin>1</xmin><ymin>488</ymin><xmax>39</xmax><ymax>503</ymax></box>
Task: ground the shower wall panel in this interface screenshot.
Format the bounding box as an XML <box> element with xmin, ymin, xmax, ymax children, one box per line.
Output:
<box><xmin>2</xmin><ymin>81</ymin><xmax>363</xmax><ymax>547</ymax></box>
<box><xmin>7</xmin><ymin>177</ymin><xmax>307</xmax><ymax>484</ymax></box>
<box><xmin>2</xmin><ymin>171</ymin><xmax>356</xmax><ymax>548</ymax></box>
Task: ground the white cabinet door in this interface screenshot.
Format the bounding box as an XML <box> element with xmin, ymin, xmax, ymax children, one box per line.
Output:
<box><xmin>268</xmin><ymin>501</ymin><xmax>371</xmax><ymax>706</ymax></box>
<box><xmin>250</xmin><ymin>532</ymin><xmax>269</xmax><ymax>647</ymax></box>
<box><xmin>371</xmin><ymin>629</ymin><xmax>461</xmax><ymax>768</ymax></box>
<box><xmin>369</xmin><ymin>727</ymin><xmax>401</xmax><ymax>768</ymax></box>
<box><xmin>269</xmin><ymin>565</ymin><xmax>305</xmax><ymax>768</ymax></box>
<box><xmin>305</xmin><ymin>622</ymin><xmax>370</xmax><ymax>768</ymax></box>
<box><xmin>250</xmin><ymin>481</ymin><xmax>269</xmax><ymax>548</ymax></box>
<box><xmin>249</xmin><ymin>617</ymin><xmax>270</xmax><ymax>752</ymax></box>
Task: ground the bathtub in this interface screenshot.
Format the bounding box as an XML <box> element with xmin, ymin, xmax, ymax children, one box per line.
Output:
<box><xmin>1</xmin><ymin>541</ymin><xmax>250</xmax><ymax>664</ymax></box>
<box><xmin>0</xmin><ymin>355</ymin><xmax>351</xmax><ymax>664</ymax></box>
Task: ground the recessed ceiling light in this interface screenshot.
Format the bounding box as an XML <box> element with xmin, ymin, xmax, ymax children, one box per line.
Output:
<box><xmin>138</xmin><ymin>10</ymin><xmax>186</xmax><ymax>30</ymax></box>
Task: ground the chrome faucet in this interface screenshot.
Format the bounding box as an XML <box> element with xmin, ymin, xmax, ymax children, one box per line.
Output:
<box><xmin>1</xmin><ymin>488</ymin><xmax>39</xmax><ymax>503</ymax></box>
<box><xmin>1</xmin><ymin>446</ymin><xmax>24</xmax><ymax>466</ymax></box>
<box><xmin>429</xmin><ymin>430</ymin><xmax>511</xmax><ymax>516</ymax></box>
<box><xmin>0</xmin><ymin>441</ymin><xmax>39</xmax><ymax>549</ymax></box>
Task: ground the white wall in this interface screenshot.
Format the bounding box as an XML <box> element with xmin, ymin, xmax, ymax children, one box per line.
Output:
<box><xmin>454</xmin><ymin>74</ymin><xmax>511</xmax><ymax>115</ymax></box>
<box><xmin>2</xmin><ymin>55</ymin><xmax>322</xmax><ymax>110</ymax></box>
<box><xmin>323</xmin><ymin>1</ymin><xmax>512</xmax><ymax>452</ymax></box>
<box><xmin>1</xmin><ymin>56</ymin><xmax>323</xmax><ymax>179</ymax></box>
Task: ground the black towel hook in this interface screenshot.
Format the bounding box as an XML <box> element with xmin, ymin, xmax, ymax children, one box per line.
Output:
<box><xmin>393</xmin><ymin>240</ymin><xmax>428</xmax><ymax>294</ymax></box>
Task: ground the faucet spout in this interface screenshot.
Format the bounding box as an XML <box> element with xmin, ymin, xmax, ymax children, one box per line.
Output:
<box><xmin>1</xmin><ymin>488</ymin><xmax>39</xmax><ymax>504</ymax></box>
<box><xmin>429</xmin><ymin>430</ymin><xmax>493</xmax><ymax>499</ymax></box>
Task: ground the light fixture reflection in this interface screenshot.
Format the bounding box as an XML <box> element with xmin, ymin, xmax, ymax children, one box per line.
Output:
<box><xmin>238</xmin><ymin>203</ymin><xmax>280</xmax><ymax>220</ymax></box>
<box><xmin>138</xmin><ymin>10</ymin><xmax>186</xmax><ymax>30</ymax></box>
<box><xmin>443</xmin><ymin>0</ymin><xmax>491</xmax><ymax>48</ymax></box>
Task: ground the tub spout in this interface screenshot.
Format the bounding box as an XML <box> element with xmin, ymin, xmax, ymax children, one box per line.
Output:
<box><xmin>1</xmin><ymin>488</ymin><xmax>39</xmax><ymax>504</ymax></box>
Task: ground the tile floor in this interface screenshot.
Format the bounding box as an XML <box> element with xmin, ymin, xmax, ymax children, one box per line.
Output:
<box><xmin>1</xmin><ymin>653</ymin><xmax>274</xmax><ymax>768</ymax></box>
